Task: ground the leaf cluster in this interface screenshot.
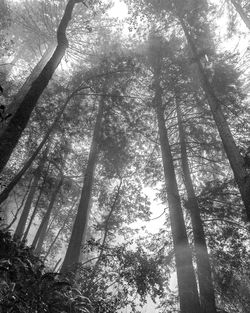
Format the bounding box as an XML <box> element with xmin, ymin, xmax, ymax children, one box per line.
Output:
<box><xmin>0</xmin><ymin>230</ymin><xmax>91</xmax><ymax>313</ymax></box>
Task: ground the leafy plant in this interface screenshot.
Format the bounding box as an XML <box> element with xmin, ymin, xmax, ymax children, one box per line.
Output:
<box><xmin>0</xmin><ymin>230</ymin><xmax>92</xmax><ymax>313</ymax></box>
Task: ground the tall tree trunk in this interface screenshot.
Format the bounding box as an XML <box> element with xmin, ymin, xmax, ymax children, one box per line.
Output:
<box><xmin>14</xmin><ymin>156</ymin><xmax>46</xmax><ymax>239</ymax></box>
<box><xmin>61</xmin><ymin>98</ymin><xmax>105</xmax><ymax>273</ymax></box>
<box><xmin>177</xmin><ymin>14</ymin><xmax>250</xmax><ymax>221</ymax></box>
<box><xmin>151</xmin><ymin>53</ymin><xmax>200</xmax><ymax>312</ymax></box>
<box><xmin>0</xmin><ymin>0</ymin><xmax>83</xmax><ymax>173</ymax></box>
<box><xmin>176</xmin><ymin>99</ymin><xmax>217</xmax><ymax>313</ymax></box>
<box><xmin>230</xmin><ymin>0</ymin><xmax>250</xmax><ymax>30</ymax></box>
<box><xmin>0</xmin><ymin>90</ymin><xmax>77</xmax><ymax>205</ymax></box>
<box><xmin>22</xmin><ymin>162</ymin><xmax>51</xmax><ymax>242</ymax></box>
<box><xmin>156</xmin><ymin>105</ymin><xmax>200</xmax><ymax>313</ymax></box>
<box><xmin>32</xmin><ymin>175</ymin><xmax>63</xmax><ymax>255</ymax></box>
<box><xmin>6</xmin><ymin>43</ymin><xmax>56</xmax><ymax>117</ymax></box>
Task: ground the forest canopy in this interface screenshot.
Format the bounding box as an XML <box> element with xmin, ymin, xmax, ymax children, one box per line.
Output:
<box><xmin>0</xmin><ymin>0</ymin><xmax>250</xmax><ymax>312</ymax></box>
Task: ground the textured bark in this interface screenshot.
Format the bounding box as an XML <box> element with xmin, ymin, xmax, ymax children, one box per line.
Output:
<box><xmin>231</xmin><ymin>0</ymin><xmax>250</xmax><ymax>30</ymax></box>
<box><xmin>151</xmin><ymin>54</ymin><xmax>200</xmax><ymax>312</ymax></box>
<box><xmin>176</xmin><ymin>100</ymin><xmax>217</xmax><ymax>313</ymax></box>
<box><xmin>0</xmin><ymin>0</ymin><xmax>82</xmax><ymax>173</ymax></box>
<box><xmin>178</xmin><ymin>15</ymin><xmax>250</xmax><ymax>221</ymax></box>
<box><xmin>14</xmin><ymin>157</ymin><xmax>46</xmax><ymax>239</ymax></box>
<box><xmin>32</xmin><ymin>176</ymin><xmax>63</xmax><ymax>255</ymax></box>
<box><xmin>61</xmin><ymin>98</ymin><xmax>105</xmax><ymax>273</ymax></box>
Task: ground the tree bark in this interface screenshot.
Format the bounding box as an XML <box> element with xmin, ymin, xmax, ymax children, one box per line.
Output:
<box><xmin>32</xmin><ymin>175</ymin><xmax>63</xmax><ymax>255</ymax></box>
<box><xmin>0</xmin><ymin>0</ymin><xmax>83</xmax><ymax>173</ymax></box>
<box><xmin>14</xmin><ymin>157</ymin><xmax>46</xmax><ymax>240</ymax></box>
<box><xmin>61</xmin><ymin>97</ymin><xmax>105</xmax><ymax>273</ymax></box>
<box><xmin>176</xmin><ymin>99</ymin><xmax>217</xmax><ymax>313</ymax></box>
<box><xmin>151</xmin><ymin>53</ymin><xmax>201</xmax><ymax>312</ymax></box>
<box><xmin>178</xmin><ymin>15</ymin><xmax>250</xmax><ymax>221</ymax></box>
<box><xmin>230</xmin><ymin>0</ymin><xmax>250</xmax><ymax>30</ymax></box>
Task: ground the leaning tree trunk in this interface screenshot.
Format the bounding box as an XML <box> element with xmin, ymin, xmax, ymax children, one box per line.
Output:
<box><xmin>32</xmin><ymin>175</ymin><xmax>63</xmax><ymax>255</ymax></box>
<box><xmin>230</xmin><ymin>0</ymin><xmax>250</xmax><ymax>30</ymax></box>
<box><xmin>0</xmin><ymin>0</ymin><xmax>83</xmax><ymax>173</ymax></box>
<box><xmin>0</xmin><ymin>91</ymin><xmax>75</xmax><ymax>205</ymax></box>
<box><xmin>176</xmin><ymin>99</ymin><xmax>217</xmax><ymax>313</ymax></box>
<box><xmin>22</xmin><ymin>162</ymin><xmax>51</xmax><ymax>242</ymax></box>
<box><xmin>151</xmin><ymin>51</ymin><xmax>200</xmax><ymax>312</ymax></box>
<box><xmin>14</xmin><ymin>155</ymin><xmax>46</xmax><ymax>240</ymax></box>
<box><xmin>5</xmin><ymin>178</ymin><xmax>32</xmax><ymax>231</ymax></box>
<box><xmin>6</xmin><ymin>43</ymin><xmax>56</xmax><ymax>118</ymax></box>
<box><xmin>60</xmin><ymin>97</ymin><xmax>105</xmax><ymax>273</ymax></box>
<box><xmin>176</xmin><ymin>11</ymin><xmax>250</xmax><ymax>221</ymax></box>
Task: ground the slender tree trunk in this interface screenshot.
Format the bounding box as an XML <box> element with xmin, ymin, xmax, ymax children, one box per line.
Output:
<box><xmin>0</xmin><ymin>0</ymin><xmax>83</xmax><ymax>173</ymax></box>
<box><xmin>22</xmin><ymin>162</ymin><xmax>51</xmax><ymax>242</ymax></box>
<box><xmin>88</xmin><ymin>180</ymin><xmax>123</xmax><ymax>285</ymax></box>
<box><xmin>5</xmin><ymin>177</ymin><xmax>32</xmax><ymax>231</ymax></box>
<box><xmin>44</xmin><ymin>198</ymin><xmax>77</xmax><ymax>260</ymax></box>
<box><xmin>156</xmin><ymin>105</ymin><xmax>200</xmax><ymax>313</ymax></box>
<box><xmin>61</xmin><ymin>98</ymin><xmax>105</xmax><ymax>273</ymax></box>
<box><xmin>151</xmin><ymin>53</ymin><xmax>200</xmax><ymax>312</ymax></box>
<box><xmin>230</xmin><ymin>0</ymin><xmax>250</xmax><ymax>30</ymax></box>
<box><xmin>176</xmin><ymin>99</ymin><xmax>216</xmax><ymax>313</ymax></box>
<box><xmin>0</xmin><ymin>90</ymin><xmax>77</xmax><ymax>205</ymax></box>
<box><xmin>178</xmin><ymin>16</ymin><xmax>250</xmax><ymax>221</ymax></box>
<box><xmin>53</xmin><ymin>258</ymin><xmax>62</xmax><ymax>272</ymax></box>
<box><xmin>14</xmin><ymin>157</ymin><xmax>46</xmax><ymax>239</ymax></box>
<box><xmin>32</xmin><ymin>175</ymin><xmax>63</xmax><ymax>255</ymax></box>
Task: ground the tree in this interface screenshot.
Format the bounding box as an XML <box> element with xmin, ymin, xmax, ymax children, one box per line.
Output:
<box><xmin>176</xmin><ymin>98</ymin><xmax>216</xmax><ymax>313</ymax></box>
<box><xmin>32</xmin><ymin>175</ymin><xmax>63</xmax><ymax>255</ymax></box>
<box><xmin>230</xmin><ymin>0</ymin><xmax>250</xmax><ymax>30</ymax></box>
<box><xmin>14</xmin><ymin>152</ymin><xmax>47</xmax><ymax>239</ymax></box>
<box><xmin>148</xmin><ymin>35</ymin><xmax>201</xmax><ymax>313</ymax></box>
<box><xmin>61</xmin><ymin>92</ymin><xmax>105</xmax><ymax>272</ymax></box>
<box><xmin>173</xmin><ymin>0</ymin><xmax>250</xmax><ymax>221</ymax></box>
<box><xmin>0</xmin><ymin>0</ymin><xmax>84</xmax><ymax>173</ymax></box>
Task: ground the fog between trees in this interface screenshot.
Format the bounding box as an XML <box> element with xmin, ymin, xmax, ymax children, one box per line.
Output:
<box><xmin>0</xmin><ymin>0</ymin><xmax>250</xmax><ymax>312</ymax></box>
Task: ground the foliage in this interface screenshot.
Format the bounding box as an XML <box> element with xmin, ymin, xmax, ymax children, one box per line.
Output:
<box><xmin>0</xmin><ymin>230</ymin><xmax>92</xmax><ymax>313</ymax></box>
<box><xmin>76</xmin><ymin>239</ymin><xmax>164</xmax><ymax>313</ymax></box>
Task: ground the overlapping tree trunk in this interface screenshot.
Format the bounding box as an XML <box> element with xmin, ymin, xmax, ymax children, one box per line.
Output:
<box><xmin>0</xmin><ymin>92</ymin><xmax>75</xmax><ymax>205</ymax></box>
<box><xmin>32</xmin><ymin>175</ymin><xmax>63</xmax><ymax>255</ymax></box>
<box><xmin>176</xmin><ymin>99</ymin><xmax>217</xmax><ymax>313</ymax></box>
<box><xmin>61</xmin><ymin>97</ymin><xmax>105</xmax><ymax>273</ymax></box>
<box><xmin>0</xmin><ymin>0</ymin><xmax>83</xmax><ymax>173</ymax></box>
<box><xmin>175</xmin><ymin>2</ymin><xmax>250</xmax><ymax>221</ymax></box>
<box><xmin>151</xmin><ymin>50</ymin><xmax>201</xmax><ymax>313</ymax></box>
<box><xmin>22</xmin><ymin>163</ymin><xmax>50</xmax><ymax>242</ymax></box>
<box><xmin>14</xmin><ymin>154</ymin><xmax>47</xmax><ymax>239</ymax></box>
